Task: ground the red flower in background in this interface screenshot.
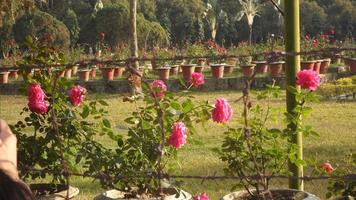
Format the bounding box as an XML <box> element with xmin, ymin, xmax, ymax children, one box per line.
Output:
<box><xmin>99</xmin><ymin>32</ymin><xmax>105</xmax><ymax>41</ymax></box>
<box><xmin>322</xmin><ymin>162</ymin><xmax>334</xmax><ymax>173</ymax></box>
<box><xmin>27</xmin><ymin>84</ymin><xmax>49</xmax><ymax>114</ymax></box>
<box><xmin>312</xmin><ymin>39</ymin><xmax>318</xmax><ymax>48</ymax></box>
<box><xmin>68</xmin><ymin>85</ymin><xmax>87</xmax><ymax>107</ymax></box>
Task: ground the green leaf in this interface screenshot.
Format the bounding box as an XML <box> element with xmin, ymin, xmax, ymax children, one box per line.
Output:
<box><xmin>98</xmin><ymin>100</ymin><xmax>109</xmax><ymax>106</ymax></box>
<box><xmin>141</xmin><ymin>120</ymin><xmax>151</xmax><ymax>130</ymax></box>
<box><xmin>103</xmin><ymin>119</ymin><xmax>111</xmax><ymax>128</ymax></box>
<box><xmin>81</xmin><ymin>105</ymin><xmax>90</xmax><ymax>119</ymax></box>
<box><xmin>170</xmin><ymin>102</ymin><xmax>182</xmax><ymax>110</ymax></box>
<box><xmin>182</xmin><ymin>100</ymin><xmax>194</xmax><ymax>113</ymax></box>
<box><xmin>286</xmin><ymin>86</ymin><xmax>299</xmax><ymax>95</ymax></box>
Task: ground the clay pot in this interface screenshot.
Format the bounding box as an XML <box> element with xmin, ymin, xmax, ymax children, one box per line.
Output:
<box><xmin>181</xmin><ymin>64</ymin><xmax>196</xmax><ymax>80</ymax></box>
<box><xmin>54</xmin><ymin>70</ymin><xmax>65</xmax><ymax>78</ymax></box>
<box><xmin>0</xmin><ymin>72</ymin><xmax>10</xmax><ymax>84</ymax></box>
<box><xmin>197</xmin><ymin>58</ymin><xmax>207</xmax><ymax>66</ymax></box>
<box><xmin>156</xmin><ymin>67</ymin><xmax>171</xmax><ymax>80</ymax></box>
<box><xmin>78</xmin><ymin>69</ymin><xmax>91</xmax><ymax>81</ymax></box>
<box><xmin>9</xmin><ymin>70</ymin><xmax>19</xmax><ymax>80</ymax></box>
<box><xmin>253</xmin><ymin>61</ymin><xmax>268</xmax><ymax>74</ymax></box>
<box><xmin>194</xmin><ymin>66</ymin><xmax>205</xmax><ymax>73</ymax></box>
<box><xmin>320</xmin><ymin>58</ymin><xmax>330</xmax><ymax>74</ymax></box>
<box><xmin>210</xmin><ymin>64</ymin><xmax>225</xmax><ymax>79</ymax></box>
<box><xmin>170</xmin><ymin>65</ymin><xmax>179</xmax><ymax>76</ymax></box>
<box><xmin>269</xmin><ymin>61</ymin><xmax>284</xmax><ymax>77</ymax></box>
<box><xmin>114</xmin><ymin>67</ymin><xmax>125</xmax><ymax>78</ymax></box>
<box><xmin>224</xmin><ymin>65</ymin><xmax>234</xmax><ymax>75</ymax></box>
<box><xmin>95</xmin><ymin>188</ymin><xmax>192</xmax><ymax>200</ymax></box>
<box><xmin>72</xmin><ymin>65</ymin><xmax>78</xmax><ymax>75</ymax></box>
<box><xmin>240</xmin><ymin>64</ymin><xmax>255</xmax><ymax>77</ymax></box>
<box><xmin>65</xmin><ymin>69</ymin><xmax>72</xmax><ymax>79</ymax></box>
<box><xmin>347</xmin><ymin>58</ymin><xmax>356</xmax><ymax>74</ymax></box>
<box><xmin>221</xmin><ymin>189</ymin><xmax>319</xmax><ymax>200</ymax></box>
<box><xmin>90</xmin><ymin>67</ymin><xmax>97</xmax><ymax>78</ymax></box>
<box><xmin>101</xmin><ymin>67</ymin><xmax>115</xmax><ymax>80</ymax></box>
<box><xmin>314</xmin><ymin>60</ymin><xmax>322</xmax><ymax>74</ymax></box>
<box><xmin>226</xmin><ymin>58</ymin><xmax>238</xmax><ymax>66</ymax></box>
<box><xmin>30</xmin><ymin>183</ymin><xmax>79</xmax><ymax>199</ymax></box>
<box><xmin>301</xmin><ymin>61</ymin><xmax>315</xmax><ymax>70</ymax></box>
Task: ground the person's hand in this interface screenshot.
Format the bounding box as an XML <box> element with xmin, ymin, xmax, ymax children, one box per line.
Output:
<box><xmin>0</xmin><ymin>119</ymin><xmax>19</xmax><ymax>180</ymax></box>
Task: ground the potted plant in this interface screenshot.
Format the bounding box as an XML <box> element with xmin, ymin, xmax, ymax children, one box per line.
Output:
<box><xmin>345</xmin><ymin>50</ymin><xmax>356</xmax><ymax>74</ymax></box>
<box><xmin>113</xmin><ymin>45</ymin><xmax>130</xmax><ymax>77</ymax></box>
<box><xmin>206</xmin><ymin>40</ymin><xmax>227</xmax><ymax>79</ymax></box>
<box><xmin>300</xmin><ymin>35</ymin><xmax>317</xmax><ymax>71</ymax></box>
<box><xmin>320</xmin><ymin>58</ymin><xmax>331</xmax><ymax>74</ymax></box>
<box><xmin>101</xmin><ymin>65</ymin><xmax>115</xmax><ymax>80</ymax></box>
<box><xmin>0</xmin><ymin>71</ymin><xmax>10</xmax><ymax>84</ymax></box>
<box><xmin>78</xmin><ymin>68</ymin><xmax>91</xmax><ymax>81</ymax></box>
<box><xmin>185</xmin><ymin>42</ymin><xmax>207</xmax><ymax>66</ymax></box>
<box><xmin>252</xmin><ymin>43</ymin><xmax>268</xmax><ymax>74</ymax></box>
<box><xmin>90</xmin><ymin>65</ymin><xmax>97</xmax><ymax>78</ymax></box>
<box><xmin>9</xmin><ymin>69</ymin><xmax>19</xmax><ymax>80</ymax></box>
<box><xmin>93</xmin><ymin>78</ymin><xmax>211</xmax><ymax>199</ymax></box>
<box><xmin>219</xmin><ymin>70</ymin><xmax>321</xmax><ymax>200</ymax></box>
<box><xmin>12</xmin><ymin>36</ymin><xmax>114</xmax><ymax>199</ymax></box>
<box><xmin>114</xmin><ymin>62</ymin><xmax>126</xmax><ymax>78</ymax></box>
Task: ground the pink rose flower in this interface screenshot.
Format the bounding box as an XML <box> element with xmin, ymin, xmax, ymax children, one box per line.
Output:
<box><xmin>296</xmin><ymin>70</ymin><xmax>320</xmax><ymax>91</ymax></box>
<box><xmin>322</xmin><ymin>162</ymin><xmax>334</xmax><ymax>173</ymax></box>
<box><xmin>168</xmin><ymin>122</ymin><xmax>187</xmax><ymax>149</ymax></box>
<box><xmin>212</xmin><ymin>98</ymin><xmax>233</xmax><ymax>123</ymax></box>
<box><xmin>189</xmin><ymin>73</ymin><xmax>205</xmax><ymax>88</ymax></box>
<box><xmin>28</xmin><ymin>101</ymin><xmax>49</xmax><ymax>114</ymax></box>
<box><xmin>68</xmin><ymin>85</ymin><xmax>87</xmax><ymax>106</ymax></box>
<box><xmin>27</xmin><ymin>84</ymin><xmax>48</xmax><ymax>114</ymax></box>
<box><xmin>194</xmin><ymin>193</ymin><xmax>210</xmax><ymax>200</ymax></box>
<box><xmin>151</xmin><ymin>80</ymin><xmax>167</xmax><ymax>98</ymax></box>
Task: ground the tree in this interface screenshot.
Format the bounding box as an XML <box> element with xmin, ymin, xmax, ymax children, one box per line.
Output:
<box><xmin>13</xmin><ymin>10</ymin><xmax>70</xmax><ymax>50</ymax></box>
<box><xmin>235</xmin><ymin>0</ymin><xmax>261</xmax><ymax>44</ymax></box>
<box><xmin>62</xmin><ymin>9</ymin><xmax>80</xmax><ymax>46</ymax></box>
<box><xmin>300</xmin><ymin>0</ymin><xmax>327</xmax><ymax>37</ymax></box>
<box><xmin>95</xmin><ymin>4</ymin><xmax>129</xmax><ymax>49</ymax></box>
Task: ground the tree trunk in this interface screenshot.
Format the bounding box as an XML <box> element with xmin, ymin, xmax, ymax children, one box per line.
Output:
<box><xmin>129</xmin><ymin>0</ymin><xmax>142</xmax><ymax>95</ymax></box>
<box><xmin>248</xmin><ymin>25</ymin><xmax>253</xmax><ymax>45</ymax></box>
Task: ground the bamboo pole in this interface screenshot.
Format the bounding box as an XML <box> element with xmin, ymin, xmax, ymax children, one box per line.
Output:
<box><xmin>284</xmin><ymin>0</ymin><xmax>303</xmax><ymax>190</ymax></box>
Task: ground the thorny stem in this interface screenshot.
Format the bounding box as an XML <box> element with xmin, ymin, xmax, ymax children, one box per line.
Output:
<box><xmin>50</xmin><ymin>74</ymin><xmax>70</xmax><ymax>199</ymax></box>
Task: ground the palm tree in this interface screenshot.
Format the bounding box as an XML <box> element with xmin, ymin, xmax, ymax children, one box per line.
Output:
<box><xmin>236</xmin><ymin>0</ymin><xmax>261</xmax><ymax>44</ymax></box>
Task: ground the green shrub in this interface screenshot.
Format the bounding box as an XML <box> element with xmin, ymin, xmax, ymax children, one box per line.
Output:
<box><xmin>335</xmin><ymin>78</ymin><xmax>353</xmax><ymax>85</ymax></box>
<box><xmin>13</xmin><ymin>10</ymin><xmax>70</xmax><ymax>50</ymax></box>
<box><xmin>62</xmin><ymin>9</ymin><xmax>80</xmax><ymax>46</ymax></box>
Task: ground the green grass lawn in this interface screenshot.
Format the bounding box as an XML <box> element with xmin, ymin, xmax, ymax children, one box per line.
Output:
<box><xmin>0</xmin><ymin>91</ymin><xmax>355</xmax><ymax>200</ymax></box>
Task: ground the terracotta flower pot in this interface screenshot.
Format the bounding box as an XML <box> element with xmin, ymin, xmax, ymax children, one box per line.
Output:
<box><xmin>268</xmin><ymin>61</ymin><xmax>284</xmax><ymax>77</ymax></box>
<box><xmin>78</xmin><ymin>69</ymin><xmax>91</xmax><ymax>81</ymax></box>
<box><xmin>227</xmin><ymin>58</ymin><xmax>238</xmax><ymax>66</ymax></box>
<box><xmin>224</xmin><ymin>65</ymin><xmax>234</xmax><ymax>75</ymax></box>
<box><xmin>65</xmin><ymin>69</ymin><xmax>72</xmax><ymax>79</ymax></box>
<box><xmin>320</xmin><ymin>58</ymin><xmax>330</xmax><ymax>74</ymax></box>
<box><xmin>114</xmin><ymin>67</ymin><xmax>125</xmax><ymax>78</ymax></box>
<box><xmin>314</xmin><ymin>60</ymin><xmax>322</xmax><ymax>74</ymax></box>
<box><xmin>156</xmin><ymin>67</ymin><xmax>171</xmax><ymax>80</ymax></box>
<box><xmin>240</xmin><ymin>64</ymin><xmax>255</xmax><ymax>77</ymax></box>
<box><xmin>181</xmin><ymin>64</ymin><xmax>196</xmax><ymax>80</ymax></box>
<box><xmin>197</xmin><ymin>58</ymin><xmax>207</xmax><ymax>66</ymax></box>
<box><xmin>210</xmin><ymin>64</ymin><xmax>225</xmax><ymax>79</ymax></box>
<box><xmin>30</xmin><ymin>183</ymin><xmax>79</xmax><ymax>199</ymax></box>
<box><xmin>101</xmin><ymin>67</ymin><xmax>115</xmax><ymax>80</ymax></box>
<box><xmin>54</xmin><ymin>70</ymin><xmax>65</xmax><ymax>78</ymax></box>
<box><xmin>9</xmin><ymin>70</ymin><xmax>19</xmax><ymax>80</ymax></box>
<box><xmin>170</xmin><ymin>65</ymin><xmax>179</xmax><ymax>76</ymax></box>
<box><xmin>195</xmin><ymin>66</ymin><xmax>205</xmax><ymax>73</ymax></box>
<box><xmin>95</xmin><ymin>188</ymin><xmax>192</xmax><ymax>200</ymax></box>
<box><xmin>347</xmin><ymin>58</ymin><xmax>356</xmax><ymax>74</ymax></box>
<box><xmin>90</xmin><ymin>67</ymin><xmax>97</xmax><ymax>78</ymax></box>
<box><xmin>221</xmin><ymin>189</ymin><xmax>319</xmax><ymax>200</ymax></box>
<box><xmin>253</xmin><ymin>61</ymin><xmax>268</xmax><ymax>74</ymax></box>
<box><xmin>301</xmin><ymin>61</ymin><xmax>315</xmax><ymax>70</ymax></box>
<box><xmin>0</xmin><ymin>72</ymin><xmax>10</xmax><ymax>84</ymax></box>
<box><xmin>72</xmin><ymin>65</ymin><xmax>78</xmax><ymax>75</ymax></box>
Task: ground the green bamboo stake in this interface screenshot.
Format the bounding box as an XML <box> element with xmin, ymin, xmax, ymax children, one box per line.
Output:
<box><xmin>284</xmin><ymin>0</ymin><xmax>303</xmax><ymax>190</ymax></box>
